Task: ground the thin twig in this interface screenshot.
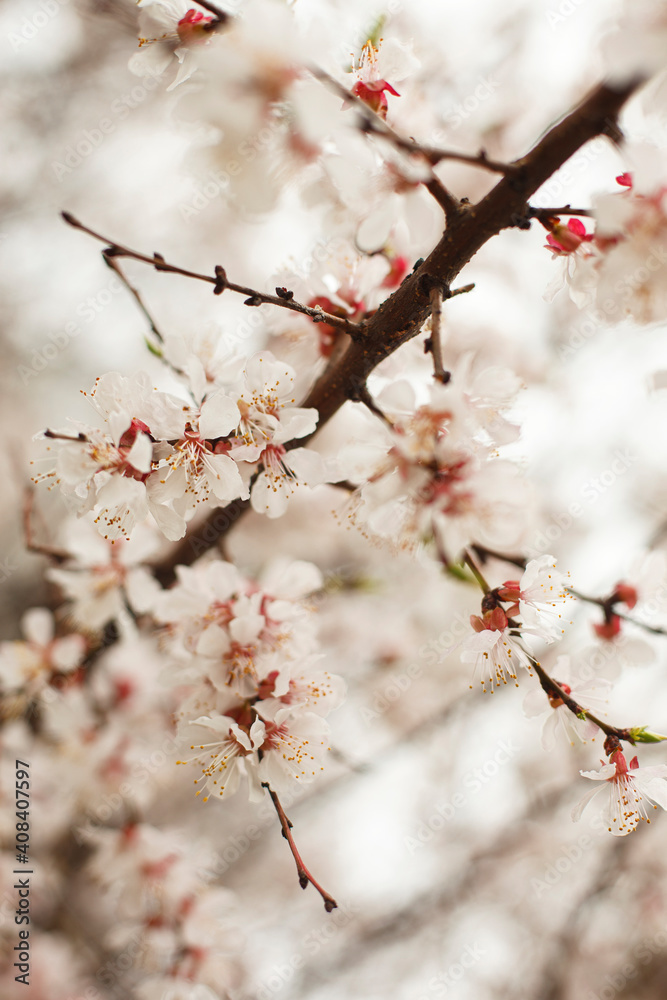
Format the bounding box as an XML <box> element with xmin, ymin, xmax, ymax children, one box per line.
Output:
<box><xmin>471</xmin><ymin>544</ymin><xmax>527</xmax><ymax>570</ymax></box>
<box><xmin>262</xmin><ymin>783</ymin><xmax>338</xmax><ymax>912</ymax></box>
<box><xmin>529</xmin><ymin>656</ymin><xmax>633</xmax><ymax>744</ymax></box>
<box><xmin>567</xmin><ymin>587</ymin><xmax>667</xmax><ymax>636</ymax></box>
<box><xmin>463</xmin><ymin>549</ymin><xmax>491</xmax><ymax>593</ymax></box>
<box><xmin>22</xmin><ymin>489</ymin><xmax>71</xmax><ymax>563</ymax></box>
<box><xmin>43</xmin><ymin>430</ymin><xmax>88</xmax><ymax>443</ymax></box>
<box><xmin>356</xmin><ymin>385</ymin><xmax>394</xmax><ymax>428</ymax></box>
<box><xmin>428</xmin><ymin>286</ymin><xmax>448</xmax><ymax>384</ymax></box>
<box><xmin>528</xmin><ymin>205</ymin><xmax>594</xmax><ymax>222</ymax></box>
<box><xmin>311</xmin><ymin>66</ymin><xmax>513</xmax><ymax>176</ymax></box>
<box><xmin>447</xmin><ymin>282</ymin><xmax>475</xmax><ymax>298</ymax></box>
<box><xmin>193</xmin><ymin>0</ymin><xmax>230</xmax><ymax>21</ymax></box>
<box><xmin>102</xmin><ymin>252</ymin><xmax>165</xmax><ymax>345</ymax></box>
<box><xmin>61</xmin><ymin>213</ymin><xmax>363</xmax><ymax>335</ymax></box>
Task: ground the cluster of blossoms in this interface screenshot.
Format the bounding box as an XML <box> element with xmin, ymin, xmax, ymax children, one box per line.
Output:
<box><xmin>33</xmin><ymin>352</ymin><xmax>329</xmax><ymax>541</ymax></box>
<box><xmin>85</xmin><ymin>822</ymin><xmax>243</xmax><ymax>999</ymax></box>
<box><xmin>545</xmin><ymin>170</ymin><xmax>667</xmax><ymax>324</ymax></box>
<box><xmin>458</xmin><ymin>552</ymin><xmax>667</xmax><ymax>837</ymax></box>
<box><xmin>151</xmin><ymin>558</ymin><xmax>345</xmax><ymax>801</ymax></box>
<box><xmin>460</xmin><ymin>554</ymin><xmax>574</xmax><ymax>693</ymax></box>
<box><xmin>340</xmin><ymin>362</ymin><xmax>526</xmax><ymax>561</ymax></box>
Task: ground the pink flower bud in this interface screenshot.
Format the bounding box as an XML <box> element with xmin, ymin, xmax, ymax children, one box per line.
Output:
<box><xmin>611</xmin><ymin>582</ymin><xmax>638</xmax><ymax>609</ymax></box>
<box><xmin>593</xmin><ymin>615</ymin><xmax>622</xmax><ymax>640</ymax></box>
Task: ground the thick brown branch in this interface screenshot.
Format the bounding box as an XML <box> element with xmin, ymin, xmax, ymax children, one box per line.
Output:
<box><xmin>299</xmin><ymin>79</ymin><xmax>638</xmax><ymax>428</ymax></box>
<box><xmin>122</xmin><ymin>78</ymin><xmax>641</xmax><ymax>581</ymax></box>
<box><xmin>151</xmin><ymin>497</ymin><xmax>251</xmax><ymax>587</ymax></box>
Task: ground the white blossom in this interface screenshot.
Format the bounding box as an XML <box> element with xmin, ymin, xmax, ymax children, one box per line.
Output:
<box><xmin>574</xmin><ymin>751</ymin><xmax>667</xmax><ymax>836</ymax></box>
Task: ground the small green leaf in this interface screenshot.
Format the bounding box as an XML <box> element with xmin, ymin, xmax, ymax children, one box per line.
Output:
<box><xmin>446</xmin><ymin>563</ymin><xmax>476</xmax><ymax>584</ymax></box>
<box><xmin>629</xmin><ymin>726</ymin><xmax>667</xmax><ymax>744</ymax></box>
<box><xmin>144</xmin><ymin>336</ymin><xmax>163</xmax><ymax>358</ymax></box>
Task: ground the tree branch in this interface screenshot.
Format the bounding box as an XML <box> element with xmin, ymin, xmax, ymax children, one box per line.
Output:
<box><xmin>310</xmin><ymin>66</ymin><xmax>512</xmax><ymax>176</ymax></box>
<box><xmin>112</xmin><ymin>78</ymin><xmax>641</xmax><ymax>583</ymax></box>
<box><xmin>61</xmin><ymin>213</ymin><xmax>363</xmax><ymax>336</ymax></box>
<box><xmin>262</xmin><ymin>783</ymin><xmax>338</xmax><ymax>912</ymax></box>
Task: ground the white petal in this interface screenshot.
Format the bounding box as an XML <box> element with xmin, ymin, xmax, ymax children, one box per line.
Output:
<box><xmin>199</xmin><ymin>393</ymin><xmax>240</xmax><ymax>440</ymax></box>
<box><xmin>230</xmin><ymin>614</ymin><xmax>264</xmax><ymax>646</ymax></box>
<box><xmin>204</xmin><ymin>453</ymin><xmax>248</xmax><ymax>503</ymax></box>
<box><xmin>250</xmin><ymin>472</ymin><xmax>290</xmax><ymax>518</ymax></box>
<box><xmin>126</xmin><ymin>432</ymin><xmax>153</xmax><ymax>474</ymax></box>
<box><xmin>51</xmin><ymin>635</ymin><xmax>86</xmax><ymax>672</ymax></box>
<box><xmin>286</xmin><ymin>447</ymin><xmax>327</xmax><ymax>485</ymax></box>
<box><xmin>21</xmin><ymin>608</ymin><xmax>54</xmax><ymax>646</ymax></box>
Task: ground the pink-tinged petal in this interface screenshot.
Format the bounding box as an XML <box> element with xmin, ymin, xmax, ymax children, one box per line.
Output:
<box><xmin>568</xmin><ymin>217</ymin><xmax>587</xmax><ymax>237</ymax></box>
<box><xmin>249</xmin><ymin>717</ymin><xmax>266</xmax><ymax>748</ymax></box>
<box><xmin>244</xmin><ymin>352</ymin><xmax>295</xmax><ymax>395</ymax></box>
<box><xmin>206</xmin><ymin>561</ymin><xmax>242</xmax><ymax>601</ymax></box>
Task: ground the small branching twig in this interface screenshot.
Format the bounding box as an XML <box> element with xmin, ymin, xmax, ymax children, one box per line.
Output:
<box><xmin>311</xmin><ymin>67</ymin><xmax>513</xmax><ymax>176</ymax></box>
<box><xmin>567</xmin><ymin>587</ymin><xmax>667</xmax><ymax>637</ymax></box>
<box><xmin>528</xmin><ymin>206</ymin><xmax>594</xmax><ymax>223</ymax></box>
<box><xmin>354</xmin><ymin>385</ymin><xmax>394</xmax><ymax>428</ymax></box>
<box><xmin>61</xmin><ymin>213</ymin><xmax>362</xmax><ymax>335</ymax></box>
<box><xmin>102</xmin><ymin>252</ymin><xmax>165</xmax><ymax>345</ymax></box>
<box><xmin>262</xmin><ymin>783</ymin><xmax>338</xmax><ymax>912</ymax></box>
<box><xmin>529</xmin><ymin>656</ymin><xmax>634</xmax><ymax>744</ymax></box>
<box><xmin>471</xmin><ymin>544</ymin><xmax>527</xmax><ymax>570</ymax></box>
